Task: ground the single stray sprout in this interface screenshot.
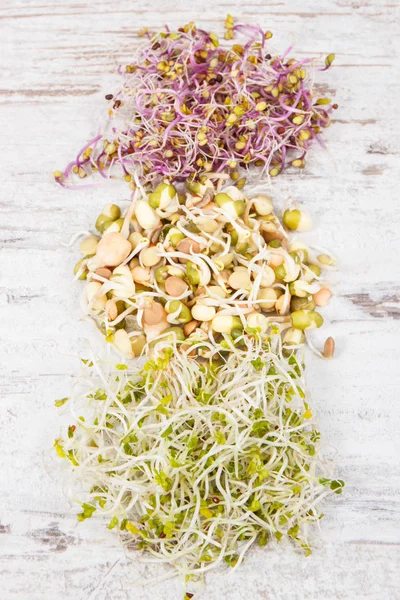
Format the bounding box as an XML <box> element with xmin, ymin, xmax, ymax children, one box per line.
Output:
<box><xmin>55</xmin><ymin>333</ymin><xmax>343</xmax><ymax>577</ymax></box>
<box><xmin>323</xmin><ymin>337</ymin><xmax>335</xmax><ymax>359</ymax></box>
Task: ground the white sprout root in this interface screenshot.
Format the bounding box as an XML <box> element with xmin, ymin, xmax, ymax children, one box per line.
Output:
<box><xmin>55</xmin><ymin>331</ymin><xmax>343</xmax><ymax>578</ymax></box>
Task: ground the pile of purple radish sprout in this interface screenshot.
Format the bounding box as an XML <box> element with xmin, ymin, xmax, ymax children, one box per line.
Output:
<box><xmin>55</xmin><ymin>18</ymin><xmax>336</xmax><ymax>189</ymax></box>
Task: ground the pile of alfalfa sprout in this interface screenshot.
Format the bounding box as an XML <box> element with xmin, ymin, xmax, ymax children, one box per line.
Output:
<box><xmin>54</xmin><ymin>16</ymin><xmax>336</xmax><ymax>189</ymax></box>
<box><xmin>54</xmin><ymin>16</ymin><xmax>342</xmax><ymax>597</ymax></box>
<box><xmin>55</xmin><ymin>333</ymin><xmax>343</xmax><ymax>582</ymax></box>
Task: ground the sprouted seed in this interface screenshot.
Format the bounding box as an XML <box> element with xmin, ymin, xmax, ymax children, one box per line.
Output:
<box><xmin>55</xmin><ymin>18</ymin><xmax>336</xmax><ymax>189</ymax></box>
<box><xmin>74</xmin><ymin>178</ymin><xmax>336</xmax><ymax>358</ymax></box>
<box><xmin>54</xmin><ymin>19</ymin><xmax>342</xmax><ymax>593</ymax></box>
<box><xmin>55</xmin><ymin>331</ymin><xmax>343</xmax><ymax>578</ymax></box>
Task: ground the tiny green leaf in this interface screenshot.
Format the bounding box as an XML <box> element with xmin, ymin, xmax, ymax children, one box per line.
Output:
<box><xmin>330</xmin><ymin>479</ymin><xmax>345</xmax><ymax>494</ymax></box>
<box><xmin>108</xmin><ymin>516</ymin><xmax>119</xmax><ymax>530</ymax></box>
<box><xmin>250</xmin><ymin>357</ymin><xmax>264</xmax><ymax>371</ymax></box>
<box><xmin>325</xmin><ymin>53</ymin><xmax>335</xmax><ymax>68</ymax></box>
<box><xmin>161</xmin><ymin>424</ymin><xmax>173</xmax><ymax>438</ymax></box>
<box><xmin>67</xmin><ymin>450</ymin><xmax>78</xmax><ymax>466</ymax></box>
<box><xmin>214</xmin><ymin>431</ymin><xmax>226</xmax><ymax>445</ymax></box>
<box><xmin>54</xmin><ymin>397</ymin><xmax>69</xmax><ymax>407</ymax></box>
<box><xmin>54</xmin><ymin>439</ymin><xmax>66</xmax><ymax>459</ymax></box>
<box><xmin>77</xmin><ymin>503</ymin><xmax>96</xmax><ymax>521</ymax></box>
<box><xmin>116</xmin><ymin>364</ymin><xmax>128</xmax><ymax>370</ymax></box>
<box><xmin>81</xmin><ymin>358</ymin><xmax>94</xmax><ymax>367</ymax></box>
<box><xmin>249</xmin><ymin>498</ymin><xmax>261</xmax><ymax>512</ymax></box>
<box><xmin>318</xmin><ymin>477</ymin><xmax>331</xmax><ymax>488</ymax></box>
<box><xmin>126</xmin><ymin>521</ymin><xmax>140</xmax><ymax>534</ymax></box>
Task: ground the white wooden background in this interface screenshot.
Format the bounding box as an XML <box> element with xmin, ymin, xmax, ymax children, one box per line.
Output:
<box><xmin>1</xmin><ymin>1</ymin><xmax>399</xmax><ymax>598</ymax></box>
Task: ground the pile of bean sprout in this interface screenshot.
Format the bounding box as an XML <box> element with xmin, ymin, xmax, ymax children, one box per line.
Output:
<box><xmin>55</xmin><ymin>332</ymin><xmax>343</xmax><ymax>582</ymax></box>
<box><xmin>55</xmin><ymin>17</ymin><xmax>336</xmax><ymax>188</ymax></box>
<box><xmin>74</xmin><ymin>176</ymin><xmax>336</xmax><ymax>359</ymax></box>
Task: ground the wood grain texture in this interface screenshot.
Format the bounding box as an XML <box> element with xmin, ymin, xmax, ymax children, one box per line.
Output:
<box><xmin>1</xmin><ymin>1</ymin><xmax>400</xmax><ymax>598</ymax></box>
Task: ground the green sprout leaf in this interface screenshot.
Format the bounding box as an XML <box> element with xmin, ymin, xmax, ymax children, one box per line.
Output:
<box><xmin>108</xmin><ymin>516</ymin><xmax>119</xmax><ymax>530</ymax></box>
<box><xmin>250</xmin><ymin>357</ymin><xmax>264</xmax><ymax>371</ymax></box>
<box><xmin>249</xmin><ymin>498</ymin><xmax>261</xmax><ymax>512</ymax></box>
<box><xmin>161</xmin><ymin>424</ymin><xmax>173</xmax><ymax>438</ymax></box>
<box><xmin>154</xmin><ymin>470</ymin><xmax>172</xmax><ymax>491</ymax></box>
<box><xmin>330</xmin><ymin>479</ymin><xmax>345</xmax><ymax>494</ymax></box>
<box><xmin>54</xmin><ymin>439</ymin><xmax>66</xmax><ymax>458</ymax></box>
<box><xmin>54</xmin><ymin>397</ymin><xmax>69</xmax><ymax>408</ymax></box>
<box><xmin>325</xmin><ymin>53</ymin><xmax>335</xmax><ymax>68</ymax></box>
<box><xmin>126</xmin><ymin>521</ymin><xmax>140</xmax><ymax>534</ymax></box>
<box><xmin>275</xmin><ymin>531</ymin><xmax>283</xmax><ymax>543</ymax></box>
<box><xmin>214</xmin><ymin>431</ymin><xmax>226</xmax><ymax>445</ymax></box>
<box><xmin>81</xmin><ymin>358</ymin><xmax>93</xmax><ymax>367</ymax></box>
<box><xmin>77</xmin><ymin>503</ymin><xmax>96</xmax><ymax>522</ymax></box>
<box><xmin>116</xmin><ymin>364</ymin><xmax>128</xmax><ymax>370</ymax></box>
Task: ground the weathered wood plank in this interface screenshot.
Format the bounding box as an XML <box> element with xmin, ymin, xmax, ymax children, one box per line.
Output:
<box><xmin>1</xmin><ymin>1</ymin><xmax>399</xmax><ymax>598</ymax></box>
